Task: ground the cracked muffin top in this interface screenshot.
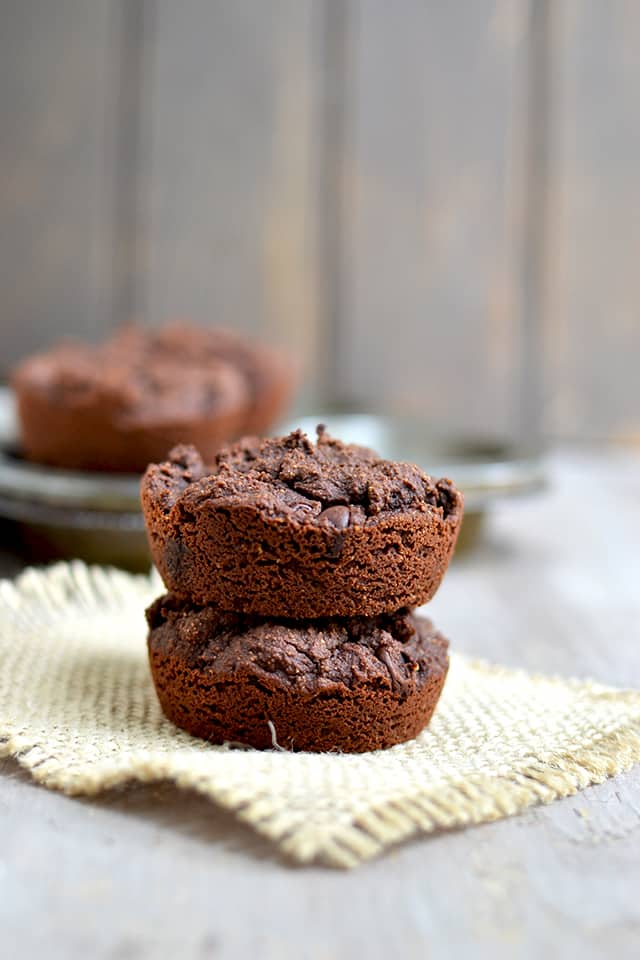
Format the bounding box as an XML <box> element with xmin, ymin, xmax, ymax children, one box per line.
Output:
<box><xmin>146</xmin><ymin>426</ymin><xmax>463</xmax><ymax>528</ymax></box>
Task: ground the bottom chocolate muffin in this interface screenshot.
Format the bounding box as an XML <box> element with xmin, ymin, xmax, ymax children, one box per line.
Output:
<box><xmin>146</xmin><ymin>595</ymin><xmax>449</xmax><ymax>753</ymax></box>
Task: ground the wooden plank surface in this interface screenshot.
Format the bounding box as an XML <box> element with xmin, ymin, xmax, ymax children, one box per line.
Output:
<box><xmin>546</xmin><ymin>0</ymin><xmax>640</xmax><ymax>439</ymax></box>
<box><xmin>140</xmin><ymin>0</ymin><xmax>321</xmax><ymax>405</ymax></box>
<box><xmin>341</xmin><ymin>0</ymin><xmax>529</xmax><ymax>437</ymax></box>
<box><xmin>0</xmin><ymin>1</ymin><xmax>123</xmax><ymax>372</ymax></box>
<box><xmin>1</xmin><ymin>448</ymin><xmax>639</xmax><ymax>958</ymax></box>
<box><xmin>3</xmin><ymin>2</ymin><xmax>640</xmax><ymax>440</ymax></box>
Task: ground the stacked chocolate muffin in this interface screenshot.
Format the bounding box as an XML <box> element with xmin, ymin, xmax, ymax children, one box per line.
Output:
<box><xmin>141</xmin><ymin>427</ymin><xmax>463</xmax><ymax>752</ymax></box>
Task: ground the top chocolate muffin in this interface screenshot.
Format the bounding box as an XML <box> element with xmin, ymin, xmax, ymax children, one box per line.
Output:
<box><xmin>141</xmin><ymin>427</ymin><xmax>464</xmax><ymax>618</ymax></box>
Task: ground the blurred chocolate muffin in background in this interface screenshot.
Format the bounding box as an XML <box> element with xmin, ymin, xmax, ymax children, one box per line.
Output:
<box><xmin>11</xmin><ymin>324</ymin><xmax>295</xmax><ymax>473</ymax></box>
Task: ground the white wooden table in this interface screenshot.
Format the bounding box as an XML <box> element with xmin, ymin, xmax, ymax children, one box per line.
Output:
<box><xmin>1</xmin><ymin>450</ymin><xmax>639</xmax><ymax>959</ymax></box>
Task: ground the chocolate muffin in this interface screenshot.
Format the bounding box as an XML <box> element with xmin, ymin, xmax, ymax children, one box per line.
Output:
<box><xmin>146</xmin><ymin>593</ymin><xmax>450</xmax><ymax>752</ymax></box>
<box><xmin>141</xmin><ymin>428</ymin><xmax>464</xmax><ymax>618</ymax></box>
<box><xmin>11</xmin><ymin>325</ymin><xmax>294</xmax><ymax>473</ymax></box>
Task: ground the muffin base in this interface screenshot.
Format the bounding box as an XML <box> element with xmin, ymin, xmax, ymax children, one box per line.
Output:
<box><xmin>146</xmin><ymin>595</ymin><xmax>449</xmax><ymax>753</ymax></box>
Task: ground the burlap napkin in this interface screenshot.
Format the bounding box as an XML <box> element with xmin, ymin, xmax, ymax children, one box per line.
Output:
<box><xmin>1</xmin><ymin>562</ymin><xmax>639</xmax><ymax>868</ymax></box>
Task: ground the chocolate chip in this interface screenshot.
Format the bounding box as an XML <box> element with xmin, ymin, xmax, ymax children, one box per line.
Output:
<box><xmin>290</xmin><ymin>501</ymin><xmax>317</xmax><ymax>520</ymax></box>
<box><xmin>318</xmin><ymin>504</ymin><xmax>350</xmax><ymax>529</ymax></box>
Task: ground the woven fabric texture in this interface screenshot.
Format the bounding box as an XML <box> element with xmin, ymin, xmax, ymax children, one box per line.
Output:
<box><xmin>1</xmin><ymin>562</ymin><xmax>640</xmax><ymax>868</ymax></box>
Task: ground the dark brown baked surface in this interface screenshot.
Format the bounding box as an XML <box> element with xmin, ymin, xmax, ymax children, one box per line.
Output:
<box><xmin>11</xmin><ymin>325</ymin><xmax>294</xmax><ymax>473</ymax></box>
<box><xmin>141</xmin><ymin>428</ymin><xmax>464</xmax><ymax>618</ymax></box>
<box><xmin>146</xmin><ymin>593</ymin><xmax>450</xmax><ymax>752</ymax></box>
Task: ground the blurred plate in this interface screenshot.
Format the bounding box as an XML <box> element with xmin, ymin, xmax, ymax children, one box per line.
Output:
<box><xmin>0</xmin><ymin>389</ymin><xmax>545</xmax><ymax>568</ymax></box>
<box><xmin>0</xmin><ymin>387</ymin><xmax>147</xmax><ymax>570</ymax></box>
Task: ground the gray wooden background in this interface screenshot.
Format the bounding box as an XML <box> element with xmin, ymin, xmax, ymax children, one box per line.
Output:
<box><xmin>1</xmin><ymin>0</ymin><xmax>638</xmax><ymax>440</ymax></box>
